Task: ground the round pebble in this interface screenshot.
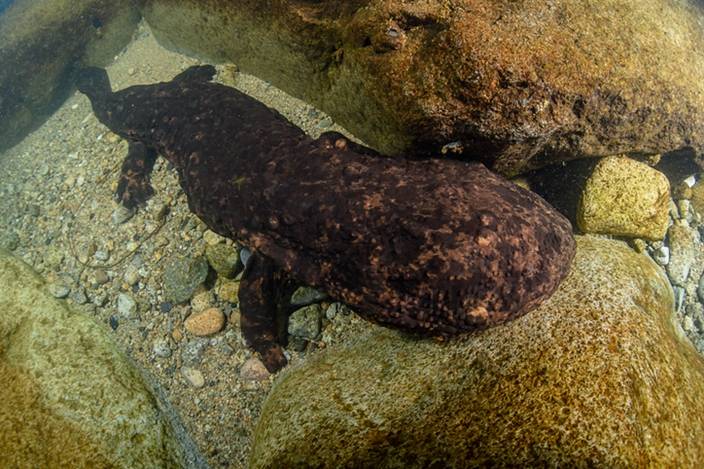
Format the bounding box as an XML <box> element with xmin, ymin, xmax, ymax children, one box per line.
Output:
<box><xmin>117</xmin><ymin>292</ymin><xmax>137</xmax><ymax>318</ymax></box>
<box><xmin>163</xmin><ymin>255</ymin><xmax>208</xmax><ymax>304</ymax></box>
<box><xmin>203</xmin><ymin>229</ymin><xmax>225</xmax><ymax>245</ymax></box>
<box><xmin>698</xmin><ymin>273</ymin><xmax>704</xmax><ymax>303</ymax></box>
<box><xmin>47</xmin><ymin>282</ymin><xmax>70</xmax><ymax>299</ymax></box>
<box><xmin>153</xmin><ymin>339</ymin><xmax>172</xmax><ymax>358</ymax></box>
<box><xmin>288</xmin><ymin>304</ymin><xmax>323</xmax><ymax>340</ymax></box>
<box><xmin>182</xmin><ymin>367</ymin><xmax>205</xmax><ymax>388</ymax></box>
<box><xmin>184</xmin><ymin>307</ymin><xmax>226</xmax><ymax>336</ymax></box>
<box><xmin>239</xmin><ymin>357</ymin><xmax>270</xmax><ymax>381</ymax></box>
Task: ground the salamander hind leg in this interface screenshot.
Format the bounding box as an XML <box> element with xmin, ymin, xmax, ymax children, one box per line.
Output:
<box><xmin>239</xmin><ymin>252</ymin><xmax>291</xmax><ymax>373</ymax></box>
<box><xmin>116</xmin><ymin>141</ymin><xmax>158</xmax><ymax>209</ymax></box>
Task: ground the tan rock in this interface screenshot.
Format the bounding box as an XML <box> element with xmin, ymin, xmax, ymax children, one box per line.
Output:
<box><xmin>143</xmin><ymin>0</ymin><xmax>704</xmax><ymax>174</ymax></box>
<box><xmin>216</xmin><ymin>278</ymin><xmax>240</xmax><ymax>304</ymax></box>
<box><xmin>577</xmin><ymin>156</ymin><xmax>670</xmax><ymax>240</ymax></box>
<box><xmin>692</xmin><ymin>179</ymin><xmax>704</xmax><ymax>217</ymax></box>
<box><xmin>240</xmin><ymin>357</ymin><xmax>270</xmax><ymax>382</ymax></box>
<box><xmin>0</xmin><ymin>249</ymin><xmax>196</xmax><ymax>467</ymax></box>
<box><xmin>250</xmin><ymin>236</ymin><xmax>704</xmax><ymax>468</ymax></box>
<box><xmin>184</xmin><ymin>307</ymin><xmax>226</xmax><ymax>336</ymax></box>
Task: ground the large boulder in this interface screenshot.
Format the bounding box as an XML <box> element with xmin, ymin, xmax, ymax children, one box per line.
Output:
<box><xmin>250</xmin><ymin>236</ymin><xmax>704</xmax><ymax>467</ymax></box>
<box><xmin>0</xmin><ymin>0</ymin><xmax>140</xmax><ymax>152</ymax></box>
<box><xmin>142</xmin><ymin>0</ymin><xmax>704</xmax><ymax>174</ymax></box>
<box><xmin>0</xmin><ymin>249</ymin><xmax>205</xmax><ymax>468</ymax></box>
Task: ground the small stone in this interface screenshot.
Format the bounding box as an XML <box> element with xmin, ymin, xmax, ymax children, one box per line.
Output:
<box><xmin>288</xmin><ymin>304</ymin><xmax>323</xmax><ymax>340</ymax></box>
<box><xmin>47</xmin><ymin>282</ymin><xmax>70</xmax><ymax>299</ymax></box>
<box><xmin>698</xmin><ymin>273</ymin><xmax>704</xmax><ymax>303</ymax></box>
<box><xmin>172</xmin><ymin>328</ymin><xmax>183</xmax><ymax>342</ymax></box>
<box><xmin>153</xmin><ymin>339</ymin><xmax>172</xmax><ymax>358</ymax></box>
<box><xmin>184</xmin><ymin>307</ymin><xmax>226</xmax><ymax>336</ymax></box>
<box><xmin>203</xmin><ymin>230</ymin><xmax>225</xmax><ymax>245</ymax></box>
<box><xmin>651</xmin><ymin>246</ymin><xmax>669</xmax><ymax>266</ymax></box>
<box><xmin>182</xmin><ymin>338</ymin><xmax>209</xmax><ymax>365</ymax></box>
<box><xmin>127</xmin><ymin>67</ymin><xmax>136</xmax><ymax>76</ymax></box>
<box><xmin>240</xmin><ymin>357</ymin><xmax>271</xmax><ymax>381</ymax></box>
<box><xmin>163</xmin><ymin>255</ymin><xmax>209</xmax><ymax>304</ymax></box>
<box><xmin>205</xmin><ymin>243</ymin><xmax>241</xmax><ymax>278</ymax></box>
<box><xmin>325</xmin><ymin>303</ymin><xmax>350</xmax><ymax>320</ymax></box>
<box><xmin>93</xmin><ymin>269</ymin><xmax>110</xmax><ymax>286</ymax></box>
<box><xmin>216</xmin><ymin>278</ymin><xmax>240</xmax><ymax>303</ymax></box>
<box><xmin>666</xmin><ymin>223</ymin><xmax>698</xmax><ymax>286</ymax></box>
<box><xmin>316</xmin><ymin>116</ymin><xmax>333</xmax><ymax>129</ymax></box>
<box><xmin>239</xmin><ymin>247</ymin><xmax>252</xmax><ymax>267</ymax></box>
<box><xmin>70</xmin><ymin>287</ymin><xmax>88</xmax><ymax>304</ymax></box>
<box><xmin>628</xmin><ymin>238</ymin><xmax>647</xmax><ymax>253</ymax></box>
<box><xmin>673</xmin><ymin>181</ymin><xmax>693</xmax><ymax>200</ymax></box>
<box><xmin>92</xmin><ymin>291</ymin><xmax>107</xmax><ymax>306</ymax></box>
<box><xmin>683</xmin><ymin>315</ymin><xmax>695</xmax><ymax>333</ymax></box>
<box><xmin>109</xmin><ymin>315</ymin><xmax>119</xmax><ymax>330</ymax></box>
<box><xmin>112</xmin><ymin>205</ymin><xmax>134</xmax><ymax>225</ymax></box>
<box><xmin>117</xmin><ymin>293</ymin><xmax>137</xmax><ymax>318</ymax></box>
<box><xmin>160</xmin><ymin>302</ymin><xmax>172</xmax><ymax>313</ymax></box>
<box><xmin>290</xmin><ymin>286</ymin><xmax>327</xmax><ymax>306</ymax></box>
<box><xmin>190</xmin><ymin>289</ymin><xmax>213</xmax><ymax>312</ymax></box>
<box><xmin>94</xmin><ymin>249</ymin><xmax>110</xmax><ymax>262</ymax></box>
<box><xmin>684</xmin><ymin>175</ymin><xmax>697</xmax><ymax>187</ymax></box>
<box><xmin>678</xmin><ymin>199</ymin><xmax>692</xmax><ymax>222</ymax></box>
<box><xmin>182</xmin><ymin>367</ymin><xmax>205</xmax><ymax>388</ymax></box>
<box><xmin>124</xmin><ymin>265</ymin><xmax>140</xmax><ymax>286</ymax></box>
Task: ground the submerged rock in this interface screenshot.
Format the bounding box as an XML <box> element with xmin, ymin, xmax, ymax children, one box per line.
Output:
<box><xmin>0</xmin><ymin>0</ymin><xmax>140</xmax><ymax>151</ymax></box>
<box><xmin>0</xmin><ymin>249</ymin><xmax>201</xmax><ymax>467</ymax></box>
<box><xmin>162</xmin><ymin>255</ymin><xmax>209</xmax><ymax>304</ymax></box>
<box><xmin>143</xmin><ymin>0</ymin><xmax>704</xmax><ymax>173</ymax></box>
<box><xmin>251</xmin><ymin>236</ymin><xmax>704</xmax><ymax>467</ymax></box>
<box><xmin>577</xmin><ymin>156</ymin><xmax>670</xmax><ymax>240</ymax></box>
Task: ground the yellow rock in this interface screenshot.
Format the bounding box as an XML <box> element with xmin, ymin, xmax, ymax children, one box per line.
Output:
<box><xmin>691</xmin><ymin>179</ymin><xmax>704</xmax><ymax>217</ymax></box>
<box><xmin>0</xmin><ymin>249</ymin><xmax>193</xmax><ymax>467</ymax></box>
<box><xmin>577</xmin><ymin>155</ymin><xmax>670</xmax><ymax>240</ymax></box>
<box><xmin>184</xmin><ymin>307</ymin><xmax>226</xmax><ymax>336</ymax></box>
<box><xmin>251</xmin><ymin>236</ymin><xmax>704</xmax><ymax>468</ymax></box>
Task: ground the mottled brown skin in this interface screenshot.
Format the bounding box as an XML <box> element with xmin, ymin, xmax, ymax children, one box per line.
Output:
<box><xmin>77</xmin><ymin>65</ymin><xmax>576</xmax><ymax>372</ymax></box>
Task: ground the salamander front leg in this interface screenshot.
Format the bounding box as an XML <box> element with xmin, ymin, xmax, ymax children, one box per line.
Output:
<box><xmin>238</xmin><ymin>252</ymin><xmax>292</xmax><ymax>373</ymax></box>
<box><xmin>116</xmin><ymin>141</ymin><xmax>158</xmax><ymax>209</ymax></box>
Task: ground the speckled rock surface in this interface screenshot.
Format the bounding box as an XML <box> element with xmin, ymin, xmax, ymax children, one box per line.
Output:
<box><xmin>250</xmin><ymin>236</ymin><xmax>704</xmax><ymax>468</ymax></box>
<box><xmin>692</xmin><ymin>179</ymin><xmax>704</xmax><ymax>217</ymax></box>
<box><xmin>0</xmin><ymin>0</ymin><xmax>140</xmax><ymax>152</ymax></box>
<box><xmin>0</xmin><ymin>249</ymin><xmax>203</xmax><ymax>468</ymax></box>
<box><xmin>142</xmin><ymin>0</ymin><xmax>704</xmax><ymax>174</ymax></box>
<box><xmin>577</xmin><ymin>156</ymin><xmax>670</xmax><ymax>240</ymax></box>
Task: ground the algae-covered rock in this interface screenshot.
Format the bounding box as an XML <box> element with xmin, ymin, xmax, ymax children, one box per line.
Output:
<box><xmin>692</xmin><ymin>179</ymin><xmax>704</xmax><ymax>217</ymax></box>
<box><xmin>205</xmin><ymin>242</ymin><xmax>241</xmax><ymax>278</ymax></box>
<box><xmin>163</xmin><ymin>254</ymin><xmax>209</xmax><ymax>303</ymax></box>
<box><xmin>667</xmin><ymin>222</ymin><xmax>699</xmax><ymax>286</ymax></box>
<box><xmin>0</xmin><ymin>0</ymin><xmax>140</xmax><ymax>151</ymax></box>
<box><xmin>251</xmin><ymin>236</ymin><xmax>704</xmax><ymax>468</ymax></box>
<box><xmin>143</xmin><ymin>0</ymin><xmax>704</xmax><ymax>174</ymax></box>
<box><xmin>577</xmin><ymin>156</ymin><xmax>670</xmax><ymax>240</ymax></box>
<box><xmin>0</xmin><ymin>249</ymin><xmax>200</xmax><ymax>468</ymax></box>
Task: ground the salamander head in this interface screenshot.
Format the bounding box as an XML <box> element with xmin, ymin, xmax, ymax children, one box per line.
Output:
<box><xmin>76</xmin><ymin>67</ymin><xmax>112</xmax><ymax>101</ymax></box>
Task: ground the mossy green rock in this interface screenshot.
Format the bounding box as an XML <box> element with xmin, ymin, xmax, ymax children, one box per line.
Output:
<box><xmin>205</xmin><ymin>242</ymin><xmax>241</xmax><ymax>278</ymax></box>
<box><xmin>0</xmin><ymin>249</ymin><xmax>198</xmax><ymax>467</ymax></box>
<box><xmin>251</xmin><ymin>236</ymin><xmax>704</xmax><ymax>467</ymax></box>
<box><xmin>577</xmin><ymin>156</ymin><xmax>670</xmax><ymax>240</ymax></box>
<box><xmin>163</xmin><ymin>255</ymin><xmax>209</xmax><ymax>303</ymax></box>
<box><xmin>0</xmin><ymin>0</ymin><xmax>140</xmax><ymax>152</ymax></box>
<box><xmin>142</xmin><ymin>0</ymin><xmax>704</xmax><ymax>174</ymax></box>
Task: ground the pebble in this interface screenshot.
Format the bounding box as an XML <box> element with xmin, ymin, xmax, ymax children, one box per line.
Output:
<box><xmin>94</xmin><ymin>249</ymin><xmax>110</xmax><ymax>262</ymax></box>
<box><xmin>288</xmin><ymin>304</ymin><xmax>323</xmax><ymax>340</ymax></box>
<box><xmin>185</xmin><ymin>307</ymin><xmax>226</xmax><ymax>336</ymax></box>
<box><xmin>683</xmin><ymin>315</ymin><xmax>695</xmax><ymax>333</ymax></box>
<box><xmin>153</xmin><ymin>339</ymin><xmax>172</xmax><ymax>358</ymax></box>
<box><xmin>124</xmin><ymin>265</ymin><xmax>140</xmax><ymax>286</ymax></box>
<box><xmin>673</xmin><ymin>286</ymin><xmax>685</xmax><ymax>313</ymax></box>
<box><xmin>325</xmin><ymin>303</ymin><xmax>350</xmax><ymax>320</ymax></box>
<box><xmin>163</xmin><ymin>255</ymin><xmax>209</xmax><ymax>304</ymax></box>
<box><xmin>92</xmin><ymin>291</ymin><xmax>107</xmax><ymax>307</ymax></box>
<box><xmin>109</xmin><ymin>315</ymin><xmax>119</xmax><ymax>330</ymax></box>
<box><xmin>239</xmin><ymin>247</ymin><xmax>252</xmax><ymax>268</ymax></box>
<box><xmin>112</xmin><ymin>206</ymin><xmax>134</xmax><ymax>225</ymax></box>
<box><xmin>205</xmin><ymin>243</ymin><xmax>241</xmax><ymax>278</ymax></box>
<box><xmin>666</xmin><ymin>223</ymin><xmax>697</xmax><ymax>286</ymax></box>
<box><xmin>216</xmin><ymin>278</ymin><xmax>240</xmax><ymax>303</ymax></box>
<box><xmin>316</xmin><ymin>116</ymin><xmax>333</xmax><ymax>129</ymax></box>
<box><xmin>684</xmin><ymin>175</ymin><xmax>697</xmax><ymax>187</ymax></box>
<box><xmin>203</xmin><ymin>229</ymin><xmax>225</xmax><ymax>245</ymax></box>
<box><xmin>127</xmin><ymin>67</ymin><xmax>136</xmax><ymax>76</ymax></box>
<box><xmin>160</xmin><ymin>302</ymin><xmax>172</xmax><ymax>313</ymax></box>
<box><xmin>117</xmin><ymin>292</ymin><xmax>137</xmax><ymax>318</ymax></box>
<box><xmin>47</xmin><ymin>282</ymin><xmax>70</xmax><ymax>299</ymax></box>
<box><xmin>182</xmin><ymin>367</ymin><xmax>205</xmax><ymax>388</ymax></box>
<box><xmin>182</xmin><ymin>338</ymin><xmax>208</xmax><ymax>365</ymax></box>
<box><xmin>651</xmin><ymin>246</ymin><xmax>670</xmax><ymax>266</ymax></box>
<box><xmin>190</xmin><ymin>289</ymin><xmax>213</xmax><ymax>311</ymax></box>
<box><xmin>698</xmin><ymin>273</ymin><xmax>704</xmax><ymax>303</ymax></box>
<box><xmin>69</xmin><ymin>287</ymin><xmax>88</xmax><ymax>304</ymax></box>
<box><xmin>0</xmin><ymin>231</ymin><xmax>20</xmax><ymax>251</ymax></box>
<box><xmin>239</xmin><ymin>357</ymin><xmax>270</xmax><ymax>381</ymax></box>
<box><xmin>290</xmin><ymin>286</ymin><xmax>327</xmax><ymax>306</ymax></box>
<box><xmin>92</xmin><ymin>269</ymin><xmax>110</xmax><ymax>286</ymax></box>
